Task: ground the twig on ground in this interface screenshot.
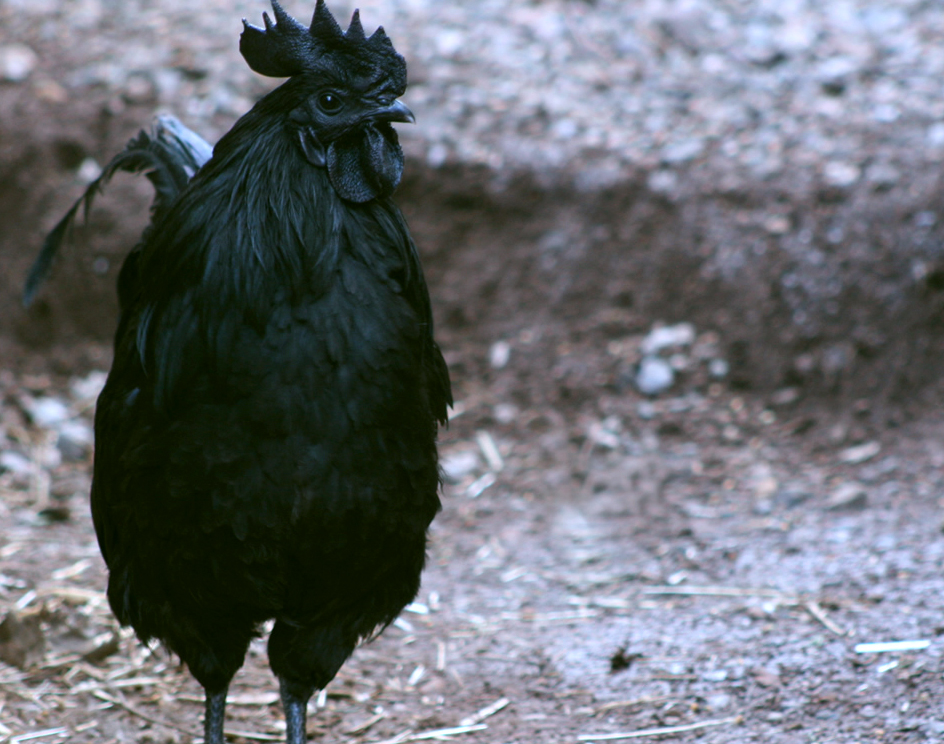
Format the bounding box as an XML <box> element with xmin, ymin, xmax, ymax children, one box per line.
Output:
<box><xmin>175</xmin><ymin>691</ymin><xmax>280</xmax><ymax>706</ymax></box>
<box><xmin>459</xmin><ymin>697</ymin><xmax>509</xmax><ymax>726</ymax></box>
<box><xmin>10</xmin><ymin>727</ymin><xmax>67</xmax><ymax>744</ymax></box>
<box><xmin>804</xmin><ymin>601</ymin><xmax>847</xmax><ymax>636</ymax></box>
<box><xmin>70</xmin><ymin>676</ymin><xmax>164</xmax><ymax>697</ymax></box>
<box><xmin>646</xmin><ymin>673</ymin><xmax>698</xmax><ymax>681</ymax></box>
<box><xmin>594</xmin><ymin>696</ymin><xmax>677</xmax><ymax>715</ymax></box>
<box><xmin>643</xmin><ymin>586</ymin><xmax>795</xmax><ymax>600</ymax></box>
<box><xmin>347</xmin><ymin>712</ymin><xmax>387</xmax><ymax>735</ymax></box>
<box><xmin>95</xmin><ymin>689</ymin><xmax>284</xmax><ymax>743</ymax></box>
<box><xmin>577</xmin><ymin>716</ymin><xmax>741</xmax><ymax>741</ymax></box>
<box><xmin>215</xmin><ymin>730</ymin><xmax>281</xmax><ymax>742</ymax></box>
<box><xmin>91</xmin><ymin>690</ymin><xmax>192</xmax><ymax>736</ymax></box>
<box><xmin>371</xmin><ymin>729</ymin><xmax>413</xmax><ymax>744</ymax></box>
<box><xmin>35</xmin><ymin>586</ymin><xmax>107</xmax><ymax>605</ymax></box>
<box><xmin>370</xmin><ymin>723</ymin><xmax>488</xmax><ymax>744</ymax></box>
<box><xmin>854</xmin><ymin>640</ymin><xmax>931</xmax><ymax>653</ymax></box>
<box><xmin>410</xmin><ymin>724</ymin><xmax>489</xmax><ymax>741</ymax></box>
<box><xmin>475</xmin><ymin>431</ymin><xmax>504</xmax><ymax>472</ymax></box>
<box><xmin>435</xmin><ymin>640</ymin><xmax>447</xmax><ymax>671</ymax></box>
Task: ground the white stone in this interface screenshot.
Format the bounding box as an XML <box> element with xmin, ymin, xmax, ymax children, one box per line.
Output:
<box><xmin>635</xmin><ymin>356</ymin><xmax>675</xmax><ymax>396</ymax></box>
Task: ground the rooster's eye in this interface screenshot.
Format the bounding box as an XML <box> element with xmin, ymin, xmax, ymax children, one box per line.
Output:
<box><xmin>318</xmin><ymin>92</ymin><xmax>343</xmax><ymax>114</ymax></box>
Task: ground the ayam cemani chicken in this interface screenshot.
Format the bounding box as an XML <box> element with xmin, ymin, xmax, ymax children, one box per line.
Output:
<box><xmin>24</xmin><ymin>2</ymin><xmax>451</xmax><ymax>742</ymax></box>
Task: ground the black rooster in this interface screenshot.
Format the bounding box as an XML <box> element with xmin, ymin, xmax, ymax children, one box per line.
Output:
<box><xmin>27</xmin><ymin>3</ymin><xmax>451</xmax><ymax>742</ymax></box>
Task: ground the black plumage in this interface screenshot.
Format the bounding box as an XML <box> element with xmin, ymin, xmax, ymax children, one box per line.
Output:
<box><xmin>23</xmin><ymin>114</ymin><xmax>213</xmax><ymax>308</ymax></box>
<box><xmin>27</xmin><ymin>3</ymin><xmax>451</xmax><ymax>742</ymax></box>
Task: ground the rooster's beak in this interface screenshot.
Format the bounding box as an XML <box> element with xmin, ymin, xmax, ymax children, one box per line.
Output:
<box><xmin>374</xmin><ymin>99</ymin><xmax>415</xmax><ymax>124</ymax></box>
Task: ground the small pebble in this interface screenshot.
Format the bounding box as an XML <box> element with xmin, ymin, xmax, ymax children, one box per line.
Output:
<box><xmin>76</xmin><ymin>158</ymin><xmax>103</xmax><ymax>185</ymax></box>
<box><xmin>71</xmin><ymin>371</ymin><xmax>108</xmax><ymax>402</ymax></box>
<box><xmin>0</xmin><ymin>44</ymin><xmax>37</xmax><ymax>82</ymax></box>
<box><xmin>489</xmin><ymin>340</ymin><xmax>511</xmax><ymax>369</ymax></box>
<box><xmin>826</xmin><ymin>482</ymin><xmax>868</xmax><ymax>511</ymax></box>
<box><xmin>708</xmin><ymin>358</ymin><xmax>729</xmax><ymax>378</ymax></box>
<box><xmin>838</xmin><ymin>441</ymin><xmax>881</xmax><ymax>464</ymax></box>
<box><xmin>23</xmin><ymin>397</ymin><xmax>70</xmax><ymax>428</ymax></box>
<box><xmin>57</xmin><ymin>421</ymin><xmax>94</xmax><ymax>462</ymax></box>
<box><xmin>640</xmin><ymin>323</ymin><xmax>696</xmax><ymax>355</ymax></box>
<box><xmin>635</xmin><ymin>356</ymin><xmax>674</xmax><ymax>396</ymax></box>
<box><xmin>823</xmin><ymin>161</ymin><xmax>860</xmax><ymax>188</ymax></box>
<box><xmin>440</xmin><ymin>450</ymin><xmax>479</xmax><ymax>482</ymax></box>
<box><xmin>0</xmin><ymin>451</ymin><xmax>32</xmax><ymax>476</ymax></box>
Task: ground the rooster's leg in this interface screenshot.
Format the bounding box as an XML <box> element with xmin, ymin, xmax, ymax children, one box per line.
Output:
<box><xmin>270</xmin><ymin>620</ymin><xmax>356</xmax><ymax>743</ymax></box>
<box><xmin>204</xmin><ymin>687</ymin><xmax>227</xmax><ymax>744</ymax></box>
<box><xmin>279</xmin><ymin>677</ymin><xmax>315</xmax><ymax>744</ymax></box>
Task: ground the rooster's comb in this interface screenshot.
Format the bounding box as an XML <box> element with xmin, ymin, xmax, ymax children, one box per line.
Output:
<box><xmin>240</xmin><ymin>0</ymin><xmax>403</xmax><ymax>80</ymax></box>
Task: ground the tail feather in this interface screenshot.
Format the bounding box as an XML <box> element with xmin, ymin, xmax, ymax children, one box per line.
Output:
<box><xmin>23</xmin><ymin>115</ymin><xmax>213</xmax><ymax>306</ymax></box>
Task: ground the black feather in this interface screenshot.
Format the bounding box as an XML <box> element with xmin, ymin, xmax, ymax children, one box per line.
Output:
<box><xmin>23</xmin><ymin>115</ymin><xmax>212</xmax><ymax>306</ymax></box>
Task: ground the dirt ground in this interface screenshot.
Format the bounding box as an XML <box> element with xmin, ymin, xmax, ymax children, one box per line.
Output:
<box><xmin>2</xmin><ymin>325</ymin><xmax>944</xmax><ymax>743</ymax></box>
<box><xmin>4</xmin><ymin>2</ymin><xmax>944</xmax><ymax>742</ymax></box>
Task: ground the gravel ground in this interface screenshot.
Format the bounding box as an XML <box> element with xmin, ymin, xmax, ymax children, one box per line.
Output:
<box><xmin>5</xmin><ymin>0</ymin><xmax>944</xmax><ymax>186</ymax></box>
<box><xmin>4</xmin><ymin>0</ymin><xmax>944</xmax><ymax>393</ymax></box>
<box><xmin>2</xmin><ymin>3</ymin><xmax>944</xmax><ymax>741</ymax></box>
<box><xmin>2</xmin><ymin>336</ymin><xmax>944</xmax><ymax>743</ymax></box>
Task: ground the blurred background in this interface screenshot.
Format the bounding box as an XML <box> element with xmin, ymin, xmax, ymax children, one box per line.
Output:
<box><xmin>3</xmin><ymin>1</ymin><xmax>944</xmax><ymax>741</ymax></box>
<box><xmin>3</xmin><ymin>0</ymin><xmax>944</xmax><ymax>407</ymax></box>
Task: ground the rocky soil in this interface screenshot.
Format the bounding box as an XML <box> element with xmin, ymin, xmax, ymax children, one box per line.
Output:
<box><xmin>2</xmin><ymin>0</ymin><xmax>944</xmax><ymax>393</ymax></box>
<box><xmin>2</xmin><ymin>334</ymin><xmax>944</xmax><ymax>743</ymax></box>
<box><xmin>1</xmin><ymin>0</ymin><xmax>944</xmax><ymax>742</ymax></box>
